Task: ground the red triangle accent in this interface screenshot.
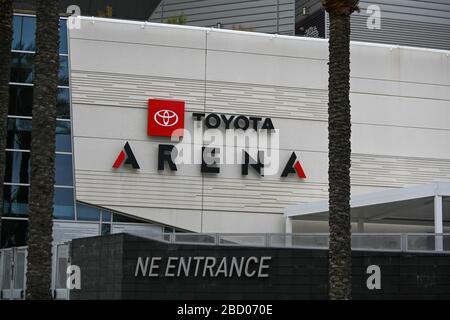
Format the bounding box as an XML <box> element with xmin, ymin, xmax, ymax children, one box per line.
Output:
<box><xmin>112</xmin><ymin>150</ymin><xmax>126</xmax><ymax>169</ymax></box>
<box><xmin>294</xmin><ymin>161</ymin><xmax>306</xmax><ymax>179</ymax></box>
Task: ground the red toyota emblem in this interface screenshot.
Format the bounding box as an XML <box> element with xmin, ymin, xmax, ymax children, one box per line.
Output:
<box><xmin>154</xmin><ymin>109</ymin><xmax>179</xmax><ymax>127</ymax></box>
<box><xmin>148</xmin><ymin>99</ymin><xmax>185</xmax><ymax>137</ymax></box>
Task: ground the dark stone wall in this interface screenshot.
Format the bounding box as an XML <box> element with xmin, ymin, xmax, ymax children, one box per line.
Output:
<box><xmin>69</xmin><ymin>234</ymin><xmax>124</xmax><ymax>300</ymax></box>
<box><xmin>70</xmin><ymin>233</ymin><xmax>450</xmax><ymax>300</ymax></box>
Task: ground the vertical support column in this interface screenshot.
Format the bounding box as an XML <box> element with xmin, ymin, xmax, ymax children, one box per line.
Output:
<box><xmin>285</xmin><ymin>217</ymin><xmax>293</xmax><ymax>247</ymax></box>
<box><xmin>285</xmin><ymin>217</ymin><xmax>293</xmax><ymax>233</ymax></box>
<box><xmin>0</xmin><ymin>249</ymin><xmax>3</xmax><ymax>294</ymax></box>
<box><xmin>357</xmin><ymin>220</ymin><xmax>365</xmax><ymax>233</ymax></box>
<box><xmin>434</xmin><ymin>195</ymin><xmax>443</xmax><ymax>252</ymax></box>
<box><xmin>50</xmin><ymin>244</ymin><xmax>57</xmax><ymax>299</ymax></box>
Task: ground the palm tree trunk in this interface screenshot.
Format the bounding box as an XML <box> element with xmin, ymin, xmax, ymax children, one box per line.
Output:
<box><xmin>323</xmin><ymin>0</ymin><xmax>359</xmax><ymax>300</ymax></box>
<box><xmin>0</xmin><ymin>0</ymin><xmax>13</xmax><ymax>248</ymax></box>
<box><xmin>26</xmin><ymin>0</ymin><xmax>60</xmax><ymax>299</ymax></box>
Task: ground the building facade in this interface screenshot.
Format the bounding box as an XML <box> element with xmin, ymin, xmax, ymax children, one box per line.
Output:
<box><xmin>2</xmin><ymin>14</ymin><xmax>181</xmax><ymax>249</ymax></box>
<box><xmin>1</xmin><ymin>8</ymin><xmax>450</xmax><ymax>247</ymax></box>
<box><xmin>149</xmin><ymin>0</ymin><xmax>450</xmax><ymax>51</ymax></box>
<box><xmin>69</xmin><ymin>17</ymin><xmax>449</xmax><ymax>234</ymax></box>
<box><xmin>3</xmin><ymin>14</ymin><xmax>75</xmax><ymax>247</ymax></box>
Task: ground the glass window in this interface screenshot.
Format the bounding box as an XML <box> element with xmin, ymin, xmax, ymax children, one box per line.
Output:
<box><xmin>11</xmin><ymin>52</ymin><xmax>34</xmax><ymax>83</ymax></box>
<box><xmin>1</xmin><ymin>219</ymin><xmax>28</xmax><ymax>248</ymax></box>
<box><xmin>12</xmin><ymin>15</ymin><xmax>36</xmax><ymax>52</ymax></box>
<box><xmin>55</xmin><ymin>153</ymin><xmax>73</xmax><ymax>186</ymax></box>
<box><xmin>9</xmin><ymin>85</ymin><xmax>33</xmax><ymax>117</ymax></box>
<box><xmin>59</xmin><ymin>56</ymin><xmax>69</xmax><ymax>86</ymax></box>
<box><xmin>164</xmin><ymin>226</ymin><xmax>174</xmax><ymax>234</ymax></box>
<box><xmin>56</xmin><ymin>121</ymin><xmax>72</xmax><ymax>152</ymax></box>
<box><xmin>76</xmin><ymin>204</ymin><xmax>100</xmax><ymax>221</ymax></box>
<box><xmin>113</xmin><ymin>213</ymin><xmax>145</xmax><ymax>223</ymax></box>
<box><xmin>101</xmin><ymin>224</ymin><xmax>111</xmax><ymax>235</ymax></box>
<box><xmin>7</xmin><ymin>118</ymin><xmax>71</xmax><ymax>152</ymax></box>
<box><xmin>10</xmin><ymin>86</ymin><xmax>71</xmax><ymax>119</ymax></box>
<box><xmin>4</xmin><ymin>151</ymin><xmax>30</xmax><ymax>184</ymax></box>
<box><xmin>20</xmin><ymin>16</ymin><xmax>36</xmax><ymax>52</ymax></box>
<box><xmin>59</xmin><ymin>18</ymin><xmax>68</xmax><ymax>55</ymax></box>
<box><xmin>3</xmin><ymin>185</ymin><xmax>29</xmax><ymax>217</ymax></box>
<box><xmin>101</xmin><ymin>210</ymin><xmax>112</xmax><ymax>222</ymax></box>
<box><xmin>12</xmin><ymin>15</ymin><xmax>22</xmax><ymax>51</ymax></box>
<box><xmin>57</xmin><ymin>88</ymin><xmax>70</xmax><ymax>119</ymax></box>
<box><xmin>7</xmin><ymin>118</ymin><xmax>32</xmax><ymax>150</ymax></box>
<box><xmin>53</xmin><ymin>187</ymin><xmax>75</xmax><ymax>220</ymax></box>
<box><xmin>5</xmin><ymin>152</ymin><xmax>74</xmax><ymax>186</ymax></box>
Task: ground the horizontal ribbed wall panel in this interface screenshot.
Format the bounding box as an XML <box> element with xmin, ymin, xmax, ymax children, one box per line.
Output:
<box><xmin>202</xmin><ymin>178</ymin><xmax>327</xmax><ymax>212</ymax></box>
<box><xmin>75</xmin><ymin>170</ymin><xmax>203</xmax><ymax>210</ymax></box>
<box><xmin>71</xmin><ymin>70</ymin><xmax>328</xmax><ymax>121</ymax></box>
<box><xmin>205</xmin><ymin>80</ymin><xmax>327</xmax><ymax>120</ymax></box>
<box><xmin>349</xmin><ymin>15</ymin><xmax>450</xmax><ymax>51</ymax></box>
<box><xmin>149</xmin><ymin>0</ymin><xmax>295</xmax><ymax>35</ymax></box>
<box><xmin>323</xmin><ymin>0</ymin><xmax>450</xmax><ymax>51</ymax></box>
<box><xmin>351</xmin><ymin>154</ymin><xmax>450</xmax><ymax>188</ymax></box>
<box><xmin>71</xmin><ymin>71</ymin><xmax>205</xmax><ymax>111</ymax></box>
<box><xmin>75</xmin><ymin>154</ymin><xmax>450</xmax><ymax>213</ymax></box>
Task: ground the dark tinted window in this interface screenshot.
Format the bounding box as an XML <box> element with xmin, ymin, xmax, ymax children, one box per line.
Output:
<box><xmin>102</xmin><ymin>210</ymin><xmax>111</xmax><ymax>222</ymax></box>
<box><xmin>12</xmin><ymin>15</ymin><xmax>22</xmax><ymax>50</ymax></box>
<box><xmin>11</xmin><ymin>52</ymin><xmax>34</xmax><ymax>83</ymax></box>
<box><xmin>1</xmin><ymin>219</ymin><xmax>28</xmax><ymax>248</ymax></box>
<box><xmin>12</xmin><ymin>16</ymin><xmax>36</xmax><ymax>52</ymax></box>
<box><xmin>59</xmin><ymin>55</ymin><xmax>69</xmax><ymax>86</ymax></box>
<box><xmin>9</xmin><ymin>85</ymin><xmax>33</xmax><ymax>117</ymax></box>
<box><xmin>56</xmin><ymin>121</ymin><xmax>72</xmax><ymax>152</ymax></box>
<box><xmin>55</xmin><ymin>153</ymin><xmax>73</xmax><ymax>186</ymax></box>
<box><xmin>53</xmin><ymin>187</ymin><xmax>75</xmax><ymax>220</ymax></box>
<box><xmin>77</xmin><ymin>204</ymin><xmax>100</xmax><ymax>221</ymax></box>
<box><xmin>5</xmin><ymin>152</ymin><xmax>74</xmax><ymax>185</ymax></box>
<box><xmin>57</xmin><ymin>88</ymin><xmax>70</xmax><ymax>119</ymax></box>
<box><xmin>7</xmin><ymin>118</ymin><xmax>32</xmax><ymax>150</ymax></box>
<box><xmin>4</xmin><ymin>151</ymin><xmax>30</xmax><ymax>184</ymax></box>
<box><xmin>164</xmin><ymin>226</ymin><xmax>174</xmax><ymax>233</ymax></box>
<box><xmin>113</xmin><ymin>213</ymin><xmax>145</xmax><ymax>223</ymax></box>
<box><xmin>59</xmin><ymin>18</ymin><xmax>68</xmax><ymax>54</ymax></box>
<box><xmin>101</xmin><ymin>224</ymin><xmax>111</xmax><ymax>235</ymax></box>
<box><xmin>3</xmin><ymin>185</ymin><xmax>29</xmax><ymax>217</ymax></box>
<box><xmin>7</xmin><ymin>118</ymin><xmax>71</xmax><ymax>152</ymax></box>
<box><xmin>20</xmin><ymin>16</ymin><xmax>36</xmax><ymax>51</ymax></box>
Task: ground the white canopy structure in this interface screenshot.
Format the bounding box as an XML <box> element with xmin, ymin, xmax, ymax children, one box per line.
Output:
<box><xmin>284</xmin><ymin>182</ymin><xmax>450</xmax><ymax>250</ymax></box>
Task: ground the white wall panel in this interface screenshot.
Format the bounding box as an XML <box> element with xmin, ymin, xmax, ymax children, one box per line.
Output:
<box><xmin>206</xmin><ymin>29</ymin><xmax>328</xmax><ymax>60</ymax></box>
<box><xmin>351</xmin><ymin>93</ymin><xmax>450</xmax><ymax>130</ymax></box>
<box><xmin>352</xmin><ymin>125</ymin><xmax>450</xmax><ymax>159</ymax></box>
<box><xmin>205</xmin><ymin>49</ymin><xmax>328</xmax><ymax>89</ymax></box>
<box><xmin>351</xmin><ymin>77</ymin><xmax>450</xmax><ymax>101</ymax></box>
<box><xmin>70</xmin><ymin>39</ymin><xmax>206</xmax><ymax>79</ymax></box>
<box><xmin>351</xmin><ymin>44</ymin><xmax>450</xmax><ymax>86</ymax></box>
<box><xmin>71</xmin><ymin>18</ymin><xmax>207</xmax><ymax>50</ymax></box>
<box><xmin>69</xmin><ymin>19</ymin><xmax>450</xmax><ymax>233</ymax></box>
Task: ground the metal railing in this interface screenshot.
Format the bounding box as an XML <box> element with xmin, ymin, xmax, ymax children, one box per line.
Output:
<box><xmin>141</xmin><ymin>233</ymin><xmax>450</xmax><ymax>253</ymax></box>
<box><xmin>0</xmin><ymin>246</ymin><xmax>27</xmax><ymax>300</ymax></box>
<box><xmin>0</xmin><ymin>242</ymin><xmax>70</xmax><ymax>300</ymax></box>
<box><xmin>0</xmin><ymin>233</ymin><xmax>448</xmax><ymax>300</ymax></box>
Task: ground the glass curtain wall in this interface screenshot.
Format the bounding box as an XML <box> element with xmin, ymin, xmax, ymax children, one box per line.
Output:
<box><xmin>1</xmin><ymin>14</ymin><xmax>75</xmax><ymax>248</ymax></box>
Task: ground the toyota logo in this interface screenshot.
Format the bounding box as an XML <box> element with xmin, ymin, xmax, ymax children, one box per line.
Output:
<box><xmin>154</xmin><ymin>109</ymin><xmax>179</xmax><ymax>127</ymax></box>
